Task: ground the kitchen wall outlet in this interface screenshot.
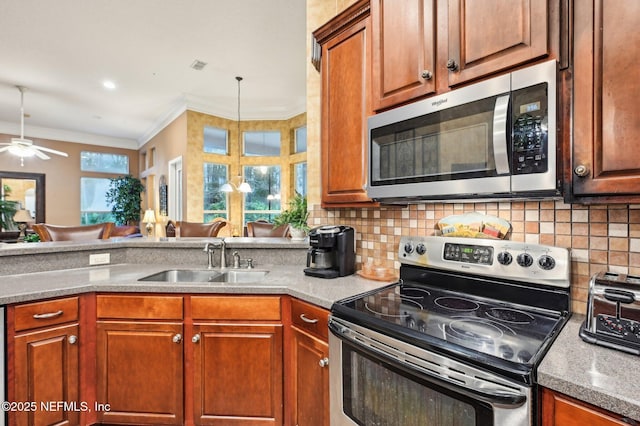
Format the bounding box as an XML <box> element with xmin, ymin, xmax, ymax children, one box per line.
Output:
<box><xmin>89</xmin><ymin>253</ymin><xmax>110</xmax><ymax>265</ymax></box>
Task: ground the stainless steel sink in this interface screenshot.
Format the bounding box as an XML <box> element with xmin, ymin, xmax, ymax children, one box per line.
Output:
<box><xmin>138</xmin><ymin>269</ymin><xmax>268</xmax><ymax>283</ymax></box>
<box><xmin>213</xmin><ymin>270</ymin><xmax>269</xmax><ymax>283</ymax></box>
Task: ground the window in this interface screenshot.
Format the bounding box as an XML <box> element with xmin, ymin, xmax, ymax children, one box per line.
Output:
<box><xmin>243</xmin><ymin>165</ymin><xmax>281</xmax><ymax>223</ymax></box>
<box><xmin>244</xmin><ymin>131</ymin><xmax>281</xmax><ymax>156</ymax></box>
<box><xmin>295</xmin><ymin>126</ymin><xmax>307</xmax><ymax>153</ymax></box>
<box><xmin>80</xmin><ymin>178</ymin><xmax>114</xmax><ymax>224</ymax></box>
<box><xmin>81</xmin><ymin>152</ymin><xmax>129</xmax><ymax>174</ymax></box>
<box><xmin>203</xmin><ymin>163</ymin><xmax>228</xmax><ymax>221</ymax></box>
<box><xmin>204</xmin><ymin>126</ymin><xmax>228</xmax><ymax>154</ymax></box>
<box><xmin>294</xmin><ymin>162</ymin><xmax>307</xmax><ymax>196</ymax></box>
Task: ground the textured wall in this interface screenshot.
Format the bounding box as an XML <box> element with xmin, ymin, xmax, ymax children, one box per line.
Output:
<box><xmin>309</xmin><ymin>201</ymin><xmax>640</xmax><ymax>315</ymax></box>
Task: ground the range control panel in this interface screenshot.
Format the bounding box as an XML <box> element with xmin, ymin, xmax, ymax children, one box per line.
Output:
<box><xmin>399</xmin><ymin>236</ymin><xmax>570</xmax><ymax>288</ymax></box>
<box><xmin>443</xmin><ymin>243</ymin><xmax>494</xmax><ymax>265</ymax></box>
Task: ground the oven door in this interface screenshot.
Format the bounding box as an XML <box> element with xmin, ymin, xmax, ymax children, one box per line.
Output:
<box><xmin>329</xmin><ymin>318</ymin><xmax>532</xmax><ymax>426</ymax></box>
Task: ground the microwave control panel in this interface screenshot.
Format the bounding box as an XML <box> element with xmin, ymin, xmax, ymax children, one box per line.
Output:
<box><xmin>511</xmin><ymin>83</ymin><xmax>549</xmax><ymax>175</ymax></box>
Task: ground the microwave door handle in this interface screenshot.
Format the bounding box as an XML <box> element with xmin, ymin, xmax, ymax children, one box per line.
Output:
<box><xmin>492</xmin><ymin>94</ymin><xmax>511</xmax><ymax>175</ymax></box>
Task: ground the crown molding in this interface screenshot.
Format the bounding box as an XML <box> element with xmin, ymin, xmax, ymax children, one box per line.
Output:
<box><xmin>0</xmin><ymin>120</ymin><xmax>137</xmax><ymax>149</ymax></box>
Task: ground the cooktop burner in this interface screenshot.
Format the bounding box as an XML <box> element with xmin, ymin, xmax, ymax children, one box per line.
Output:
<box><xmin>435</xmin><ymin>296</ymin><xmax>480</xmax><ymax>312</ymax></box>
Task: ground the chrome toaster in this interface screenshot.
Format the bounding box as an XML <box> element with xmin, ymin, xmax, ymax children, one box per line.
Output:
<box><xmin>580</xmin><ymin>271</ymin><xmax>640</xmax><ymax>355</ymax></box>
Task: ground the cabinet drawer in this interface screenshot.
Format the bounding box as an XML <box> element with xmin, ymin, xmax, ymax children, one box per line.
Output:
<box><xmin>14</xmin><ymin>296</ymin><xmax>79</xmax><ymax>332</ymax></box>
<box><xmin>97</xmin><ymin>295</ymin><xmax>183</xmax><ymax>320</ymax></box>
<box><xmin>191</xmin><ymin>296</ymin><xmax>281</xmax><ymax>321</ymax></box>
<box><xmin>290</xmin><ymin>298</ymin><xmax>329</xmax><ymax>340</ymax></box>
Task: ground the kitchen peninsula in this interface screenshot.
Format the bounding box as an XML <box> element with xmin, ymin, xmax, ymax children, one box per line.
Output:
<box><xmin>0</xmin><ymin>237</ymin><xmax>385</xmax><ymax>425</ymax></box>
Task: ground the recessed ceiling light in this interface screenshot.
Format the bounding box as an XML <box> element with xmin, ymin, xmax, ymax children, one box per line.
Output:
<box><xmin>103</xmin><ymin>80</ymin><xmax>116</xmax><ymax>90</ymax></box>
<box><xmin>190</xmin><ymin>60</ymin><xmax>207</xmax><ymax>71</ymax></box>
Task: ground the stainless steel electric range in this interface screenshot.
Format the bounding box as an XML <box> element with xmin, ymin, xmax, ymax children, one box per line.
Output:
<box><xmin>329</xmin><ymin>236</ymin><xmax>571</xmax><ymax>426</ymax></box>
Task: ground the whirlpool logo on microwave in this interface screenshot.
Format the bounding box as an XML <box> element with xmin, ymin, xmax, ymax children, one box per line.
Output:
<box><xmin>432</xmin><ymin>98</ymin><xmax>448</xmax><ymax>107</ymax></box>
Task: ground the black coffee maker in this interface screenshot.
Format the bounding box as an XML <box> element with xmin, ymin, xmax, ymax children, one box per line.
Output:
<box><xmin>304</xmin><ymin>225</ymin><xmax>355</xmax><ymax>279</ymax></box>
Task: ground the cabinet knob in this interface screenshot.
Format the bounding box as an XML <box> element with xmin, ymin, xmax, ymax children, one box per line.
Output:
<box><xmin>172</xmin><ymin>333</ymin><xmax>182</xmax><ymax>344</ymax></box>
<box><xmin>192</xmin><ymin>334</ymin><xmax>201</xmax><ymax>343</ymax></box>
<box><xmin>68</xmin><ymin>335</ymin><xmax>78</xmax><ymax>345</ymax></box>
<box><xmin>421</xmin><ymin>70</ymin><xmax>433</xmax><ymax>80</ymax></box>
<box><xmin>319</xmin><ymin>357</ymin><xmax>329</xmax><ymax>368</ymax></box>
<box><xmin>574</xmin><ymin>164</ymin><xmax>590</xmax><ymax>177</ymax></box>
<box><xmin>446</xmin><ymin>59</ymin><xmax>459</xmax><ymax>71</ymax></box>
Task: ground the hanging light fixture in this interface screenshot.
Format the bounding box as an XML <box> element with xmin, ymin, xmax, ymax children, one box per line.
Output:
<box><xmin>220</xmin><ymin>76</ymin><xmax>252</xmax><ymax>193</ymax></box>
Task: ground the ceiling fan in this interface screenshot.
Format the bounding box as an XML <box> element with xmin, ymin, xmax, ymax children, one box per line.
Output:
<box><xmin>0</xmin><ymin>86</ymin><xmax>69</xmax><ymax>166</ymax></box>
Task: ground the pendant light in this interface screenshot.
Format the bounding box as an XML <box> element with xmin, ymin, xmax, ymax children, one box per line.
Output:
<box><xmin>221</xmin><ymin>76</ymin><xmax>252</xmax><ymax>193</ymax></box>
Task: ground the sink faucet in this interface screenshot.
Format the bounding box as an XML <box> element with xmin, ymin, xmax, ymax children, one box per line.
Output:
<box><xmin>203</xmin><ymin>242</ymin><xmax>216</xmax><ymax>269</ymax></box>
<box><xmin>232</xmin><ymin>251</ymin><xmax>241</xmax><ymax>269</ymax></box>
<box><xmin>217</xmin><ymin>239</ymin><xmax>226</xmax><ymax>269</ymax></box>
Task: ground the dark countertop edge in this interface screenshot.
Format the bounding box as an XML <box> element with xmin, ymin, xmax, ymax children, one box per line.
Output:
<box><xmin>538</xmin><ymin>315</ymin><xmax>640</xmax><ymax>421</ymax></box>
<box><xmin>0</xmin><ymin>237</ymin><xmax>309</xmax><ymax>256</ymax></box>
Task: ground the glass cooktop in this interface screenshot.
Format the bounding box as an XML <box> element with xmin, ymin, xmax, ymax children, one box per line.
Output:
<box><xmin>343</xmin><ymin>281</ymin><xmax>562</xmax><ymax>366</ymax></box>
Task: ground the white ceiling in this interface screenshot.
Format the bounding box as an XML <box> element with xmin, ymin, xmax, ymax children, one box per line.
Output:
<box><xmin>0</xmin><ymin>0</ymin><xmax>307</xmax><ymax>149</ymax></box>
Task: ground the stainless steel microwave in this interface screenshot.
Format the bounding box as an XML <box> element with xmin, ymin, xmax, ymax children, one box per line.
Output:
<box><xmin>366</xmin><ymin>60</ymin><xmax>559</xmax><ymax>203</ymax></box>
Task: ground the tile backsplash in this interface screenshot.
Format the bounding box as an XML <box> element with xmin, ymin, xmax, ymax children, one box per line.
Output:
<box><xmin>310</xmin><ymin>201</ymin><xmax>640</xmax><ymax>314</ymax></box>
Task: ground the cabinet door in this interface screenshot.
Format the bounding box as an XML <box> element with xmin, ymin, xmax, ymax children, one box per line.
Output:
<box><xmin>371</xmin><ymin>0</ymin><xmax>436</xmax><ymax>110</ymax></box>
<box><xmin>318</xmin><ymin>3</ymin><xmax>376</xmax><ymax>207</ymax></box>
<box><xmin>541</xmin><ymin>388</ymin><xmax>633</xmax><ymax>425</ymax></box>
<box><xmin>290</xmin><ymin>328</ymin><xmax>329</xmax><ymax>426</ymax></box>
<box><xmin>570</xmin><ymin>0</ymin><xmax>640</xmax><ymax>201</ymax></box>
<box><xmin>192</xmin><ymin>323</ymin><xmax>283</xmax><ymax>425</ymax></box>
<box><xmin>96</xmin><ymin>321</ymin><xmax>184</xmax><ymax>425</ymax></box>
<box><xmin>12</xmin><ymin>323</ymin><xmax>79</xmax><ymax>426</ymax></box>
<box><xmin>446</xmin><ymin>0</ymin><xmax>548</xmax><ymax>86</ymax></box>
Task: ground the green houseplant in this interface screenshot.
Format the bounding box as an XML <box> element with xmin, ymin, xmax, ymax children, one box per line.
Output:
<box><xmin>0</xmin><ymin>183</ymin><xmax>18</xmax><ymax>231</ymax></box>
<box><xmin>273</xmin><ymin>193</ymin><xmax>309</xmax><ymax>239</ymax></box>
<box><xmin>105</xmin><ymin>175</ymin><xmax>145</xmax><ymax>226</ymax></box>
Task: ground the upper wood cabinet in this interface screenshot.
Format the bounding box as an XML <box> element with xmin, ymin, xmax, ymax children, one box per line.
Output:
<box><xmin>568</xmin><ymin>0</ymin><xmax>640</xmax><ymax>203</ymax></box>
<box><xmin>371</xmin><ymin>0</ymin><xmax>550</xmax><ymax>111</ymax></box>
<box><xmin>314</xmin><ymin>0</ymin><xmax>377</xmax><ymax>207</ymax></box>
<box><xmin>371</xmin><ymin>0</ymin><xmax>436</xmax><ymax>110</ymax></box>
<box><xmin>445</xmin><ymin>0</ymin><xmax>548</xmax><ymax>87</ymax></box>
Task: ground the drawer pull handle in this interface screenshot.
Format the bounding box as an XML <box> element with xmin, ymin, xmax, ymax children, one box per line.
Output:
<box><xmin>300</xmin><ymin>314</ymin><xmax>319</xmax><ymax>324</ymax></box>
<box><xmin>33</xmin><ymin>310</ymin><xmax>63</xmax><ymax>319</ymax></box>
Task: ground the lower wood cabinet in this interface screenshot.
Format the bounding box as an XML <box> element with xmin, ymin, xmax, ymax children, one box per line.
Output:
<box><xmin>541</xmin><ymin>388</ymin><xmax>637</xmax><ymax>426</ymax></box>
<box><xmin>192</xmin><ymin>323</ymin><xmax>283</xmax><ymax>425</ymax></box>
<box><xmin>286</xmin><ymin>298</ymin><xmax>330</xmax><ymax>426</ymax></box>
<box><xmin>8</xmin><ymin>296</ymin><xmax>81</xmax><ymax>426</ymax></box>
<box><xmin>191</xmin><ymin>295</ymin><xmax>284</xmax><ymax>425</ymax></box>
<box><xmin>96</xmin><ymin>321</ymin><xmax>184</xmax><ymax>425</ymax></box>
<box><xmin>7</xmin><ymin>293</ymin><xmax>331</xmax><ymax>426</ymax></box>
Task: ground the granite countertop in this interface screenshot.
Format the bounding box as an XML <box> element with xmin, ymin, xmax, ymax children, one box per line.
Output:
<box><xmin>0</xmin><ymin>263</ymin><xmax>390</xmax><ymax>309</ymax></box>
<box><xmin>538</xmin><ymin>314</ymin><xmax>640</xmax><ymax>420</ymax></box>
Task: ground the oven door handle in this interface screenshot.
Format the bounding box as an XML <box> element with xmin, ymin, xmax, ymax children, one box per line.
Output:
<box><xmin>329</xmin><ymin>320</ymin><xmax>528</xmax><ymax>406</ymax></box>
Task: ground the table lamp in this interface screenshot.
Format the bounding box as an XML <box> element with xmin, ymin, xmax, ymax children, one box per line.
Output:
<box><xmin>142</xmin><ymin>209</ymin><xmax>156</xmax><ymax>237</ymax></box>
<box><xmin>13</xmin><ymin>209</ymin><xmax>33</xmax><ymax>242</ymax></box>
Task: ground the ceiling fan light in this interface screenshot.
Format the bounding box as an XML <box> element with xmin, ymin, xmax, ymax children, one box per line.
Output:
<box><xmin>8</xmin><ymin>145</ymin><xmax>34</xmax><ymax>157</ymax></box>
